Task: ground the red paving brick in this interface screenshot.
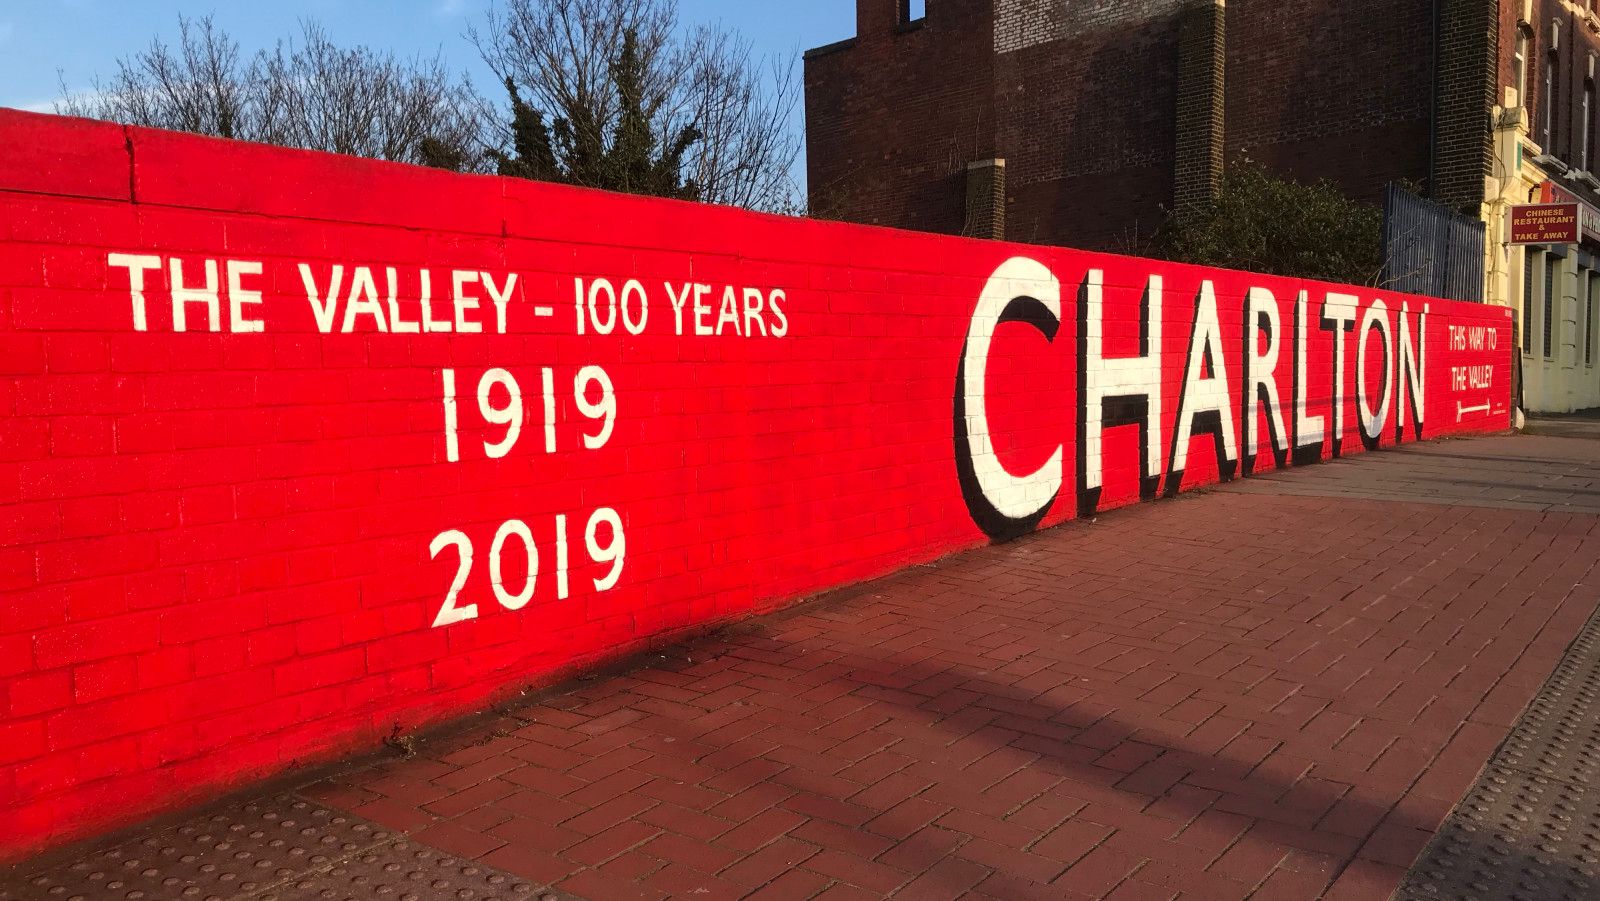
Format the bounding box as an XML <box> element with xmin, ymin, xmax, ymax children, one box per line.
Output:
<box><xmin>303</xmin><ymin>436</ymin><xmax>1600</xmax><ymax>899</ymax></box>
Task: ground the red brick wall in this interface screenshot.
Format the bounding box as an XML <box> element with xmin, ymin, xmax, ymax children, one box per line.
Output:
<box><xmin>1522</xmin><ymin>1</ymin><xmax>1600</xmax><ymax>169</ymax></box>
<box><xmin>803</xmin><ymin>0</ymin><xmax>996</xmax><ymax>231</ymax></box>
<box><xmin>0</xmin><ymin>109</ymin><xmax>1511</xmax><ymax>859</ymax></box>
<box><xmin>1225</xmin><ymin>0</ymin><xmax>1435</xmax><ymax>203</ymax></box>
<box><xmin>805</xmin><ymin>0</ymin><xmax>1458</xmax><ymax>248</ymax></box>
<box><xmin>995</xmin><ymin>4</ymin><xmax>1184</xmax><ymax>250</ymax></box>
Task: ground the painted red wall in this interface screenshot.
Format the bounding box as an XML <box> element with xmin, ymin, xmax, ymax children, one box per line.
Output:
<box><xmin>0</xmin><ymin>109</ymin><xmax>1511</xmax><ymax>859</ymax></box>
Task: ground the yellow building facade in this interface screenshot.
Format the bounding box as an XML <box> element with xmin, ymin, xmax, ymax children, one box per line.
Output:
<box><xmin>1485</xmin><ymin>5</ymin><xmax>1600</xmax><ymax>414</ymax></box>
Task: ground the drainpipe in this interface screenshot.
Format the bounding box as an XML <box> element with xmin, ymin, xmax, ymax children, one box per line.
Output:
<box><xmin>1428</xmin><ymin>0</ymin><xmax>1441</xmax><ymax>199</ymax></box>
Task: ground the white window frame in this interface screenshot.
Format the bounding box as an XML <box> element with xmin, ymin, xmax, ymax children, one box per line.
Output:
<box><xmin>1515</xmin><ymin>26</ymin><xmax>1531</xmax><ymax>108</ymax></box>
<box><xmin>1584</xmin><ymin>80</ymin><xmax>1594</xmax><ymax>169</ymax></box>
<box><xmin>1547</xmin><ymin>53</ymin><xmax>1559</xmax><ymax>149</ymax></box>
<box><xmin>1588</xmin><ymin>270</ymin><xmax>1598</xmax><ymax>367</ymax></box>
<box><xmin>1545</xmin><ymin>252</ymin><xmax>1560</xmax><ymax>361</ymax></box>
<box><xmin>1525</xmin><ymin>248</ymin><xmax>1539</xmax><ymax>356</ymax></box>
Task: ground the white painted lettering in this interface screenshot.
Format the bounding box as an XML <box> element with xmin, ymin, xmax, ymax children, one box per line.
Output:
<box><xmin>299</xmin><ymin>263</ymin><xmax>344</xmax><ymax>334</ymax></box>
<box><xmin>742</xmin><ymin>288</ymin><xmax>767</xmax><ymax>337</ymax></box>
<box><xmin>453</xmin><ymin>270</ymin><xmax>483</xmax><ymax>334</ymax></box>
<box><xmin>170</xmin><ymin>257</ymin><xmax>221</xmax><ymax>333</ymax></box>
<box><xmin>1169</xmin><ymin>280</ymin><xmax>1238</xmax><ymax>479</ymax></box>
<box><xmin>1357</xmin><ymin>300</ymin><xmax>1394</xmax><ymax>444</ymax></box>
<box><xmin>341</xmin><ymin>266</ymin><xmax>389</xmax><ymax>333</ymax></box>
<box><xmin>387</xmin><ymin>267</ymin><xmax>420</xmax><ymax>334</ymax></box>
<box><xmin>1398</xmin><ymin>303</ymin><xmax>1427</xmax><ymax>438</ymax></box>
<box><xmin>958</xmin><ymin>257</ymin><xmax>1064</xmax><ymax>526</ymax></box>
<box><xmin>1321</xmin><ymin>293</ymin><xmax>1359</xmax><ymax>451</ymax></box>
<box><xmin>1080</xmin><ymin>270</ymin><xmax>1163</xmax><ymax>509</ymax></box>
<box><xmin>693</xmin><ymin>284</ymin><xmax>713</xmax><ymax>336</ymax></box>
<box><xmin>108</xmin><ymin>253</ymin><xmax>162</xmax><ymax>332</ymax></box>
<box><xmin>770</xmin><ymin>289</ymin><xmax>788</xmax><ymax>338</ymax></box>
<box><xmin>420</xmin><ymin>269</ymin><xmax>451</xmax><ymax>333</ymax></box>
<box><xmin>1293</xmin><ymin>290</ymin><xmax>1325</xmax><ymax>454</ymax></box>
<box><xmin>716</xmin><ymin>286</ymin><xmax>741</xmax><ymax>336</ymax></box>
<box><xmin>226</xmin><ymin>260</ymin><xmax>265</xmax><ymax>333</ymax></box>
<box><xmin>666</xmin><ymin>282</ymin><xmax>691</xmax><ymax>335</ymax></box>
<box><xmin>482</xmin><ymin>272</ymin><xmax>517</xmax><ymax>334</ymax></box>
<box><xmin>1244</xmin><ymin>287</ymin><xmax>1289</xmax><ymax>462</ymax></box>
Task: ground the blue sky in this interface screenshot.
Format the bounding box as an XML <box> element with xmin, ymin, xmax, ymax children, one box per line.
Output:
<box><xmin>0</xmin><ymin>0</ymin><xmax>857</xmax><ymax>183</ymax></box>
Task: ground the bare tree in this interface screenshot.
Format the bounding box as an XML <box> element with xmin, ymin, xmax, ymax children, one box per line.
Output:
<box><xmin>675</xmin><ymin>29</ymin><xmax>801</xmax><ymax>212</ymax></box>
<box><xmin>58</xmin><ymin>15</ymin><xmax>489</xmax><ymax>170</ymax></box>
<box><xmin>57</xmin><ymin>16</ymin><xmax>251</xmax><ymax>138</ymax></box>
<box><xmin>472</xmin><ymin>0</ymin><xmax>800</xmax><ymax>211</ymax></box>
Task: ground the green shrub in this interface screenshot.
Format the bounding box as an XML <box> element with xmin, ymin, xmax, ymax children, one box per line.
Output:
<box><xmin>1156</xmin><ymin>161</ymin><xmax>1384</xmax><ymax>286</ymax></box>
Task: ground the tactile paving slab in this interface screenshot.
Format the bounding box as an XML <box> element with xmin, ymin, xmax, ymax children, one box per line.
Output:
<box><xmin>1397</xmin><ymin>610</ymin><xmax>1600</xmax><ymax>901</ymax></box>
<box><xmin>0</xmin><ymin>793</ymin><xmax>572</xmax><ymax>901</ymax></box>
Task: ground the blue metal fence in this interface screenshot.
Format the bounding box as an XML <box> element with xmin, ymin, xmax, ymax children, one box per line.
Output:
<box><xmin>1381</xmin><ymin>183</ymin><xmax>1485</xmax><ymax>302</ymax></box>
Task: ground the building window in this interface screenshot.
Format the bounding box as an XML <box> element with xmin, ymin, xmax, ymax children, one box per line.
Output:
<box><xmin>901</xmin><ymin>0</ymin><xmax>927</xmax><ymax>23</ymax></box>
<box><xmin>1525</xmin><ymin>250</ymin><xmax>1537</xmax><ymax>354</ymax></box>
<box><xmin>1546</xmin><ymin>52</ymin><xmax>1560</xmax><ymax>150</ymax></box>
<box><xmin>1545</xmin><ymin>252</ymin><xmax>1559</xmax><ymax>359</ymax></box>
<box><xmin>1525</xmin><ymin>249</ymin><xmax>1538</xmax><ymax>355</ymax></box>
<box><xmin>1587</xmin><ymin>80</ymin><xmax>1596</xmax><ymax>170</ymax></box>
<box><xmin>1516</xmin><ymin>26</ymin><xmax>1531</xmax><ymax>107</ymax></box>
<box><xmin>1589</xmin><ymin>272</ymin><xmax>1598</xmax><ymax>367</ymax></box>
<box><xmin>1582</xmin><ymin>265</ymin><xmax>1592</xmax><ymax>360</ymax></box>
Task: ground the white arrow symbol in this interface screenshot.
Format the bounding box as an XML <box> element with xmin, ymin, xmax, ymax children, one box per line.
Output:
<box><xmin>1457</xmin><ymin>400</ymin><xmax>1491</xmax><ymax>421</ymax></box>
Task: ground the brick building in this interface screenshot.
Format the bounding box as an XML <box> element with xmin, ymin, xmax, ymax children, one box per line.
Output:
<box><xmin>803</xmin><ymin>0</ymin><xmax>1496</xmax><ymax>251</ymax></box>
<box><xmin>806</xmin><ymin>0</ymin><xmax>1600</xmax><ymax>413</ymax></box>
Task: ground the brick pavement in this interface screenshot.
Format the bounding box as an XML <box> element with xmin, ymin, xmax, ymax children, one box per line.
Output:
<box><xmin>8</xmin><ymin>433</ymin><xmax>1600</xmax><ymax>900</ymax></box>
<box><xmin>289</xmin><ymin>434</ymin><xmax>1600</xmax><ymax>900</ymax></box>
<box><xmin>1226</xmin><ymin>433</ymin><xmax>1600</xmax><ymax>513</ymax></box>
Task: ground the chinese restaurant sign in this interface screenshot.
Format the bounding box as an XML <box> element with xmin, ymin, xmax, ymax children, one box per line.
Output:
<box><xmin>1510</xmin><ymin>202</ymin><xmax>1581</xmax><ymax>245</ymax></box>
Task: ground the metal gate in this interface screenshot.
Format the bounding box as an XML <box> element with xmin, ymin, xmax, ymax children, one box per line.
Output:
<box><xmin>1381</xmin><ymin>183</ymin><xmax>1485</xmax><ymax>302</ymax></box>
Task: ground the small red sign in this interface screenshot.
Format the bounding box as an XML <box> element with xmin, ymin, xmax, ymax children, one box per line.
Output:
<box><xmin>1510</xmin><ymin>202</ymin><xmax>1581</xmax><ymax>244</ymax></box>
